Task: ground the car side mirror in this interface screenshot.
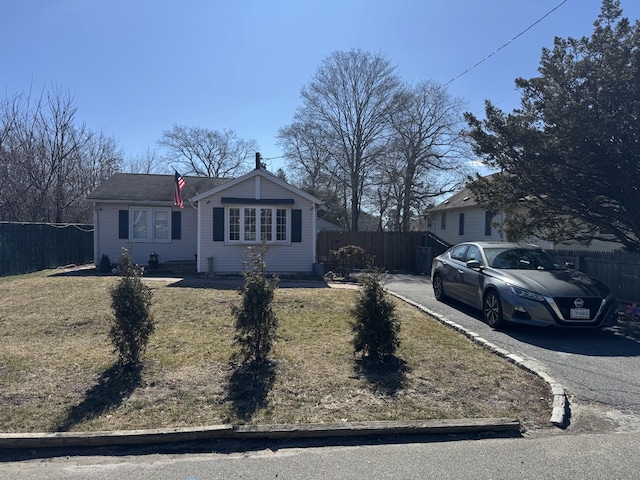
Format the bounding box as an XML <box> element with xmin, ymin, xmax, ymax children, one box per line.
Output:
<box><xmin>565</xmin><ymin>262</ymin><xmax>575</xmax><ymax>269</ymax></box>
<box><xmin>466</xmin><ymin>259</ymin><xmax>482</xmax><ymax>270</ymax></box>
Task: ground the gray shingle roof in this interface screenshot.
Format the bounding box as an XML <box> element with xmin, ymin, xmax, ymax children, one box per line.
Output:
<box><xmin>86</xmin><ymin>173</ymin><xmax>232</xmax><ymax>203</ymax></box>
<box><xmin>430</xmin><ymin>186</ymin><xmax>478</xmax><ymax>211</ymax></box>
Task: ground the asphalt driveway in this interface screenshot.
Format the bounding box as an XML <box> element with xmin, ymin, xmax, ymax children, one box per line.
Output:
<box><xmin>382</xmin><ymin>273</ymin><xmax>640</xmax><ymax>432</ymax></box>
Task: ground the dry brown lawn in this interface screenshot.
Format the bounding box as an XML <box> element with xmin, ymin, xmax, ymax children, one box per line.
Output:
<box><xmin>0</xmin><ymin>268</ymin><xmax>553</xmax><ymax>434</ymax></box>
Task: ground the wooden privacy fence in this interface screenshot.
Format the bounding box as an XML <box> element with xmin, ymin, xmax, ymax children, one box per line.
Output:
<box><xmin>316</xmin><ymin>232</ymin><xmax>639</xmax><ymax>303</ymax></box>
<box><xmin>552</xmin><ymin>249</ymin><xmax>640</xmax><ymax>304</ymax></box>
<box><xmin>0</xmin><ymin>222</ymin><xmax>94</xmax><ymax>277</ymax></box>
<box><xmin>316</xmin><ymin>230</ymin><xmax>427</xmax><ymax>273</ymax></box>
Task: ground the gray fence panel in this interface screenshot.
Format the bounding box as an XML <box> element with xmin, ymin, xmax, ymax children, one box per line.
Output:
<box><xmin>0</xmin><ymin>222</ymin><xmax>94</xmax><ymax>277</ymax></box>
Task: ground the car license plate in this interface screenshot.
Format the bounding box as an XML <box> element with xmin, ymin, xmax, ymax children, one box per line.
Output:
<box><xmin>570</xmin><ymin>308</ymin><xmax>590</xmax><ymax>319</ymax></box>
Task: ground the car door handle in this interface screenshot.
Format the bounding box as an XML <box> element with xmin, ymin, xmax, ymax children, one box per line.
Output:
<box><xmin>457</xmin><ymin>269</ymin><xmax>464</xmax><ymax>274</ymax></box>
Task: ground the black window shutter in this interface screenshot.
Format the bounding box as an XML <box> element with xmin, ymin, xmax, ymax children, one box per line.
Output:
<box><xmin>171</xmin><ymin>211</ymin><xmax>181</xmax><ymax>240</ymax></box>
<box><xmin>291</xmin><ymin>209</ymin><xmax>302</xmax><ymax>243</ymax></box>
<box><xmin>213</xmin><ymin>208</ymin><xmax>224</xmax><ymax>241</ymax></box>
<box><xmin>118</xmin><ymin>210</ymin><xmax>129</xmax><ymax>239</ymax></box>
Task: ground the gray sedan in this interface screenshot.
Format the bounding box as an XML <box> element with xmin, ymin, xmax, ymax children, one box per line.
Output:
<box><xmin>431</xmin><ymin>242</ymin><xmax>618</xmax><ymax>329</ymax></box>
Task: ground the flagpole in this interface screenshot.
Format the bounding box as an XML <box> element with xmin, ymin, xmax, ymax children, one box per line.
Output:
<box><xmin>172</xmin><ymin>167</ymin><xmax>200</xmax><ymax>196</ymax></box>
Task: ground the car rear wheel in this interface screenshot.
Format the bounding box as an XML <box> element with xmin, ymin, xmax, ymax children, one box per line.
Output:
<box><xmin>483</xmin><ymin>289</ymin><xmax>506</xmax><ymax>328</ymax></box>
<box><xmin>433</xmin><ymin>274</ymin><xmax>446</xmax><ymax>301</ymax></box>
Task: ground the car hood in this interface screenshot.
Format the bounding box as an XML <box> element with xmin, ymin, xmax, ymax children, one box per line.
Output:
<box><xmin>489</xmin><ymin>268</ymin><xmax>611</xmax><ymax>298</ymax></box>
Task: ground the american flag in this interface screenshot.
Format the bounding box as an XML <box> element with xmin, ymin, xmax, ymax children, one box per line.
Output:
<box><xmin>174</xmin><ymin>171</ymin><xmax>186</xmax><ymax>208</ymax></box>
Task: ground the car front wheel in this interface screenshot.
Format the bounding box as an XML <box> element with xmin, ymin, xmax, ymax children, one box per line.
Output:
<box><xmin>483</xmin><ymin>289</ymin><xmax>506</xmax><ymax>328</ymax></box>
<box><xmin>433</xmin><ymin>273</ymin><xmax>446</xmax><ymax>301</ymax></box>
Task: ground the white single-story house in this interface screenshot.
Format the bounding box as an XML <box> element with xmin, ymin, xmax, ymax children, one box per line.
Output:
<box><xmin>86</xmin><ymin>164</ymin><xmax>324</xmax><ymax>275</ymax></box>
<box><xmin>425</xmin><ymin>185</ymin><xmax>621</xmax><ymax>252</ymax></box>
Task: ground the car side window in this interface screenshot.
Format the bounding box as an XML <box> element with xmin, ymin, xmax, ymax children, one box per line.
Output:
<box><xmin>465</xmin><ymin>245</ymin><xmax>483</xmax><ymax>264</ymax></box>
<box><xmin>450</xmin><ymin>245</ymin><xmax>468</xmax><ymax>261</ymax></box>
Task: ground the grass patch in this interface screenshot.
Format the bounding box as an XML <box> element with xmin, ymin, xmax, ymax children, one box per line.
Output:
<box><xmin>0</xmin><ymin>269</ymin><xmax>553</xmax><ymax>433</ymax></box>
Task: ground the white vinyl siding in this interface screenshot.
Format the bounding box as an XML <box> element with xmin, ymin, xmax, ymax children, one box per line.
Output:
<box><xmin>431</xmin><ymin>208</ymin><xmax>504</xmax><ymax>245</ymax></box>
<box><xmin>197</xmin><ymin>175</ymin><xmax>315</xmax><ymax>274</ymax></box>
<box><xmin>93</xmin><ymin>203</ymin><xmax>197</xmax><ymax>267</ymax></box>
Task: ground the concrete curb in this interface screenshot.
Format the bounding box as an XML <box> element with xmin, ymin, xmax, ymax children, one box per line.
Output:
<box><xmin>0</xmin><ymin>418</ymin><xmax>520</xmax><ymax>449</ymax></box>
<box><xmin>387</xmin><ymin>292</ymin><xmax>567</xmax><ymax>428</ymax></box>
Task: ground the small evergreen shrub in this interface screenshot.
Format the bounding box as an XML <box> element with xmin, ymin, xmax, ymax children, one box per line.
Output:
<box><xmin>232</xmin><ymin>245</ymin><xmax>279</xmax><ymax>364</ymax></box>
<box><xmin>350</xmin><ymin>270</ymin><xmax>400</xmax><ymax>360</ymax></box>
<box><xmin>109</xmin><ymin>248</ymin><xmax>155</xmax><ymax>367</ymax></box>
<box><xmin>99</xmin><ymin>254</ymin><xmax>111</xmax><ymax>274</ymax></box>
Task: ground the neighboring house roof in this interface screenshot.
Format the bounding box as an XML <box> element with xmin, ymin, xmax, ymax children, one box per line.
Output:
<box><xmin>317</xmin><ymin>217</ymin><xmax>342</xmax><ymax>231</ymax></box>
<box><xmin>430</xmin><ymin>186</ymin><xmax>478</xmax><ymax>212</ymax></box>
<box><xmin>86</xmin><ymin>173</ymin><xmax>232</xmax><ymax>204</ymax></box>
<box><xmin>357</xmin><ymin>211</ymin><xmax>381</xmax><ymax>231</ymax></box>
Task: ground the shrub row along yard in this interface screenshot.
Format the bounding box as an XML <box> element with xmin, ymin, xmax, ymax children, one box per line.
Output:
<box><xmin>0</xmin><ymin>268</ymin><xmax>552</xmax><ymax>433</ymax></box>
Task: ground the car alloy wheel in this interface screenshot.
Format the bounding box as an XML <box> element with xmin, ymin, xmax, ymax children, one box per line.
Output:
<box><xmin>483</xmin><ymin>289</ymin><xmax>505</xmax><ymax>328</ymax></box>
<box><xmin>433</xmin><ymin>274</ymin><xmax>446</xmax><ymax>301</ymax></box>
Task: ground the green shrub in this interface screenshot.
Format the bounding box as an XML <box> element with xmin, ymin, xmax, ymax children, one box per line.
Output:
<box><xmin>99</xmin><ymin>254</ymin><xmax>112</xmax><ymax>274</ymax></box>
<box><xmin>331</xmin><ymin>245</ymin><xmax>367</xmax><ymax>278</ymax></box>
<box><xmin>232</xmin><ymin>245</ymin><xmax>279</xmax><ymax>364</ymax></box>
<box><xmin>350</xmin><ymin>270</ymin><xmax>400</xmax><ymax>360</ymax></box>
<box><xmin>109</xmin><ymin>249</ymin><xmax>155</xmax><ymax>367</ymax></box>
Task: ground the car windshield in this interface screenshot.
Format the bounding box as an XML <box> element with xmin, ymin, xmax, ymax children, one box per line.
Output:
<box><xmin>484</xmin><ymin>248</ymin><xmax>565</xmax><ymax>270</ymax></box>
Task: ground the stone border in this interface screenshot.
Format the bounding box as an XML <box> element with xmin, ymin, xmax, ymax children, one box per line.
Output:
<box><xmin>387</xmin><ymin>292</ymin><xmax>567</xmax><ymax>427</ymax></box>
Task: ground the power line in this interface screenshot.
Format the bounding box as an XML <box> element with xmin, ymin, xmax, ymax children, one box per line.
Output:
<box><xmin>444</xmin><ymin>0</ymin><xmax>568</xmax><ymax>86</ymax></box>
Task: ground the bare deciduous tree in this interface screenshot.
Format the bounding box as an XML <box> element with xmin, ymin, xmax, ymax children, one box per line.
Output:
<box><xmin>295</xmin><ymin>49</ymin><xmax>401</xmax><ymax>231</ymax></box>
<box><xmin>277</xmin><ymin>120</ymin><xmax>347</xmax><ymax>227</ymax></box>
<box><xmin>0</xmin><ymin>87</ymin><xmax>122</xmax><ymax>223</ymax></box>
<box><xmin>124</xmin><ymin>146</ymin><xmax>162</xmax><ymax>174</ymax></box>
<box><xmin>158</xmin><ymin>125</ymin><xmax>257</xmax><ymax>178</ymax></box>
<box><xmin>383</xmin><ymin>80</ymin><xmax>470</xmax><ymax>231</ymax></box>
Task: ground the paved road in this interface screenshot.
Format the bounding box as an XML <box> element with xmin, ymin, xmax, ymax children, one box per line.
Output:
<box><xmin>3</xmin><ymin>431</ymin><xmax>640</xmax><ymax>479</ymax></box>
<box><xmin>383</xmin><ymin>274</ymin><xmax>640</xmax><ymax>431</ymax></box>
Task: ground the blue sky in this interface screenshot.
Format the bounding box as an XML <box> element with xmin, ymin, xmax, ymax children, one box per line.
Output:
<box><xmin>3</xmin><ymin>0</ymin><xmax>639</xmax><ymax>173</ymax></box>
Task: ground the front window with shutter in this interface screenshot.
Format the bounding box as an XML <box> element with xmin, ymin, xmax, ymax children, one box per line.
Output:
<box><xmin>129</xmin><ymin>207</ymin><xmax>173</xmax><ymax>243</ymax></box>
<box><xmin>226</xmin><ymin>206</ymin><xmax>290</xmax><ymax>244</ymax></box>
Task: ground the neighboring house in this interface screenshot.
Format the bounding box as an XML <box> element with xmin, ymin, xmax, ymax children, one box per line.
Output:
<box><xmin>317</xmin><ymin>217</ymin><xmax>342</xmax><ymax>232</ymax></box>
<box><xmin>86</xmin><ymin>165</ymin><xmax>324</xmax><ymax>275</ymax></box>
<box><xmin>425</xmin><ymin>184</ymin><xmax>621</xmax><ymax>252</ymax></box>
<box><xmin>425</xmin><ymin>186</ymin><xmax>505</xmax><ymax>246</ymax></box>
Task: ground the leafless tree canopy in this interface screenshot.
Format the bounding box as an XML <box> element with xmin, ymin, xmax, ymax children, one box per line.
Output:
<box><xmin>298</xmin><ymin>49</ymin><xmax>401</xmax><ymax>231</ymax></box>
<box><xmin>123</xmin><ymin>146</ymin><xmax>162</xmax><ymax>174</ymax></box>
<box><xmin>0</xmin><ymin>87</ymin><xmax>122</xmax><ymax>223</ymax></box>
<box><xmin>381</xmin><ymin>81</ymin><xmax>470</xmax><ymax>231</ymax></box>
<box><xmin>158</xmin><ymin>125</ymin><xmax>257</xmax><ymax>178</ymax></box>
<box><xmin>279</xmin><ymin>50</ymin><xmax>469</xmax><ymax>231</ymax></box>
<box><xmin>277</xmin><ymin>121</ymin><xmax>347</xmax><ymax>226</ymax></box>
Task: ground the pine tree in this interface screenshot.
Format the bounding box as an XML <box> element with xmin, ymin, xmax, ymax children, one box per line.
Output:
<box><xmin>232</xmin><ymin>245</ymin><xmax>279</xmax><ymax>364</ymax></box>
<box><xmin>351</xmin><ymin>270</ymin><xmax>400</xmax><ymax>360</ymax></box>
<box><xmin>109</xmin><ymin>249</ymin><xmax>155</xmax><ymax>367</ymax></box>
